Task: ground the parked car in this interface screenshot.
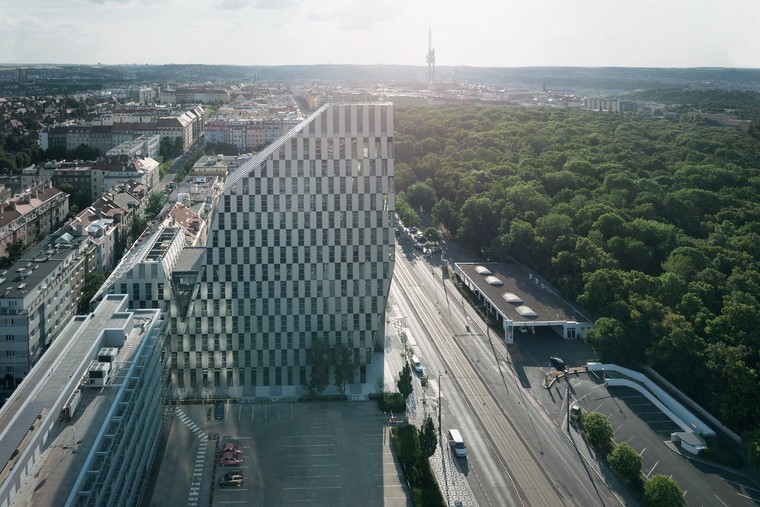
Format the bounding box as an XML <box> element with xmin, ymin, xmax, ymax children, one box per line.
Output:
<box><xmin>214</xmin><ymin>402</ymin><xmax>225</xmax><ymax>420</ymax></box>
<box><xmin>411</xmin><ymin>355</ymin><xmax>424</xmax><ymax>375</ymax></box>
<box><xmin>222</xmin><ymin>439</ymin><xmax>243</xmax><ymax>455</ymax></box>
<box><xmin>219</xmin><ymin>469</ymin><xmax>243</xmax><ymax>488</ymax></box>
<box><xmin>219</xmin><ymin>451</ymin><xmax>243</xmax><ymax>467</ymax></box>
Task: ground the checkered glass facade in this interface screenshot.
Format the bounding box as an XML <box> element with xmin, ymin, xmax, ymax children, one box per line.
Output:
<box><xmin>172</xmin><ymin>103</ymin><xmax>395</xmax><ymax>398</ymax></box>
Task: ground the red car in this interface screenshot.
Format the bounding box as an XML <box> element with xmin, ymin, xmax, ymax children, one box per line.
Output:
<box><xmin>219</xmin><ymin>451</ymin><xmax>243</xmax><ymax>467</ymax></box>
<box><xmin>222</xmin><ymin>440</ymin><xmax>243</xmax><ymax>455</ymax></box>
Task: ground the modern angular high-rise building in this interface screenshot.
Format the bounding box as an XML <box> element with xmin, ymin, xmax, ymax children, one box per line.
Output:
<box><xmin>168</xmin><ymin>103</ymin><xmax>395</xmax><ymax>398</ymax></box>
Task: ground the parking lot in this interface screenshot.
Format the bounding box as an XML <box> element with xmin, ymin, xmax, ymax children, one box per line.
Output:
<box><xmin>511</xmin><ymin>331</ymin><xmax>760</xmax><ymax>506</ymax></box>
<box><xmin>148</xmin><ymin>401</ymin><xmax>412</xmax><ymax>507</ymax></box>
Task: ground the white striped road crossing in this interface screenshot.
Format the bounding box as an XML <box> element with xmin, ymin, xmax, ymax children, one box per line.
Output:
<box><xmin>177</xmin><ymin>409</ymin><xmax>208</xmax><ymax>440</ymax></box>
<box><xmin>175</xmin><ymin>410</ymin><xmax>208</xmax><ymax>507</ymax></box>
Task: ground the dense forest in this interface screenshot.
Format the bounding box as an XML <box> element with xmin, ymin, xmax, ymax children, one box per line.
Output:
<box><xmin>393</xmin><ymin>105</ymin><xmax>760</xmax><ymax>447</ymax></box>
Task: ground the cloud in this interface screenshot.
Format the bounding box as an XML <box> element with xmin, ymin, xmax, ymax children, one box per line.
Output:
<box><xmin>216</xmin><ymin>0</ymin><xmax>301</xmax><ymax>11</ymax></box>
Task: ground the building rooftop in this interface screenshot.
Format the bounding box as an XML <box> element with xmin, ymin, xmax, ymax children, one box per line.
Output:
<box><xmin>456</xmin><ymin>261</ymin><xmax>591</xmax><ymax>325</ymax></box>
<box><xmin>0</xmin><ymin>234</ymin><xmax>89</xmax><ymax>302</ymax></box>
<box><xmin>0</xmin><ymin>295</ymin><xmax>162</xmax><ymax>506</ymax></box>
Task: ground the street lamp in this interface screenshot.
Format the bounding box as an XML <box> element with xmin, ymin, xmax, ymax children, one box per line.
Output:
<box><xmin>438</xmin><ymin>373</ymin><xmax>442</xmax><ymax>430</ymax></box>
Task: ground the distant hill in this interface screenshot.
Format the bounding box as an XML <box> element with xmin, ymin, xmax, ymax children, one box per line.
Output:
<box><xmin>2</xmin><ymin>64</ymin><xmax>760</xmax><ymax>96</ymax></box>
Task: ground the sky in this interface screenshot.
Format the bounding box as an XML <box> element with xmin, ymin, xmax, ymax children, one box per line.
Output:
<box><xmin>2</xmin><ymin>0</ymin><xmax>760</xmax><ymax>68</ymax></box>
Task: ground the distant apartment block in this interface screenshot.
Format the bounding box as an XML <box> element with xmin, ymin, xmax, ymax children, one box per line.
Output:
<box><xmin>0</xmin><ymin>294</ymin><xmax>165</xmax><ymax>507</ymax></box>
<box><xmin>205</xmin><ymin>117</ymin><xmax>286</xmax><ymax>151</ymax></box>
<box><xmin>189</xmin><ymin>153</ymin><xmax>252</xmax><ymax>180</ymax></box>
<box><xmin>44</xmin><ymin>124</ymin><xmax>113</xmax><ymax>153</ymax></box>
<box><xmin>91</xmin><ymin>155</ymin><xmax>159</xmax><ymax>201</ymax></box>
<box><xmin>160</xmin><ymin>86</ymin><xmax>231</xmax><ymax>105</ymax></box>
<box><xmin>40</xmin><ymin>106</ymin><xmax>205</xmax><ymax>154</ymax></box>
<box><xmin>0</xmin><ymin>234</ymin><xmax>95</xmax><ymax>379</ymax></box>
<box><xmin>0</xmin><ymin>183</ymin><xmax>69</xmax><ymax>257</ymax></box>
<box><xmin>106</xmin><ymin>134</ymin><xmax>160</xmax><ymax>158</ymax></box>
<box><xmin>582</xmin><ymin>97</ymin><xmax>638</xmax><ymax>113</ymax></box>
<box><xmin>168</xmin><ymin>103</ymin><xmax>395</xmax><ymax>399</ymax></box>
<box><xmin>0</xmin><ymin>180</ymin><xmax>148</xmax><ymax>380</ymax></box>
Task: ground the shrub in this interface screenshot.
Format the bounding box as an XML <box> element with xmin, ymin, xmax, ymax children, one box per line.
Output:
<box><xmin>643</xmin><ymin>474</ymin><xmax>685</xmax><ymax>507</ymax></box>
<box><xmin>378</xmin><ymin>392</ymin><xmax>406</xmax><ymax>413</ymax></box>
<box><xmin>608</xmin><ymin>442</ymin><xmax>643</xmax><ymax>490</ymax></box>
<box><xmin>582</xmin><ymin>411</ymin><xmax>614</xmax><ymax>454</ymax></box>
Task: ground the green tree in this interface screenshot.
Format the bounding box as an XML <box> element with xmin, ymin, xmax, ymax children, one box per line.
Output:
<box><xmin>743</xmin><ymin>429</ymin><xmax>760</xmax><ymax>469</ymax></box>
<box><xmin>397</xmin><ymin>363</ymin><xmax>414</xmax><ymax>400</ymax></box>
<box><xmin>332</xmin><ymin>343</ymin><xmax>357</xmax><ymax>396</ymax></box>
<box><xmin>457</xmin><ymin>195</ymin><xmax>498</xmax><ymax>248</ymax></box>
<box><xmin>0</xmin><ymin>240</ymin><xmax>27</xmax><ymax>268</ymax></box>
<box><xmin>418</xmin><ymin>416</ymin><xmax>437</xmax><ymax>458</ymax></box>
<box><xmin>608</xmin><ymin>442</ymin><xmax>643</xmax><ymax>485</ymax></box>
<box><xmin>583</xmin><ymin>317</ymin><xmax>630</xmax><ymax>364</ymax></box>
<box><xmin>395</xmin><ymin>195</ymin><xmax>421</xmax><ymax>229</ymax></box>
<box><xmin>431</xmin><ymin>198</ymin><xmax>459</xmax><ymax>235</ymax></box>
<box><xmin>131</xmin><ymin>215</ymin><xmax>148</xmax><ymax>243</ymax></box>
<box><xmin>77</xmin><ymin>271</ymin><xmax>106</xmax><ymax>314</ymax></box>
<box><xmin>423</xmin><ymin>227</ymin><xmax>441</xmax><ymax>243</ymax></box>
<box><xmin>582</xmin><ymin>411</ymin><xmax>614</xmax><ymax>453</ymax></box>
<box><xmin>642</xmin><ymin>475</ymin><xmax>685</xmax><ymax>507</ymax></box>
<box><xmin>144</xmin><ymin>191</ymin><xmax>167</xmax><ymax>220</ymax></box>
<box><xmin>307</xmin><ymin>338</ymin><xmax>330</xmax><ymax>397</ymax></box>
<box><xmin>405</xmin><ymin>182</ymin><xmax>437</xmax><ymax>213</ymax></box>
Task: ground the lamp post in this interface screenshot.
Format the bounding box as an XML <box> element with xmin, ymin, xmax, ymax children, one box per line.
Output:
<box><xmin>565</xmin><ymin>369</ymin><xmax>571</xmax><ymax>432</ymax></box>
<box><xmin>438</xmin><ymin>373</ymin><xmax>442</xmax><ymax>430</ymax></box>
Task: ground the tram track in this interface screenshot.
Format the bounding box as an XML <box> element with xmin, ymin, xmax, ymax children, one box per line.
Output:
<box><xmin>392</xmin><ymin>252</ymin><xmax>571</xmax><ymax>506</ymax></box>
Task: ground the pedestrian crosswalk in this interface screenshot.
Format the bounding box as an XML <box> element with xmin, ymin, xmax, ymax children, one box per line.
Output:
<box><xmin>175</xmin><ymin>409</ymin><xmax>208</xmax><ymax>507</ymax></box>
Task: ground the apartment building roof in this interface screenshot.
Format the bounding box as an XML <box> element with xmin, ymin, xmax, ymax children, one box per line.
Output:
<box><xmin>0</xmin><ymin>183</ymin><xmax>66</xmax><ymax>229</ymax></box>
<box><xmin>164</xmin><ymin>203</ymin><xmax>203</xmax><ymax>244</ymax></box>
<box><xmin>0</xmin><ymin>295</ymin><xmax>161</xmax><ymax>507</ymax></box>
<box><xmin>0</xmin><ymin>234</ymin><xmax>88</xmax><ymax>301</ymax></box>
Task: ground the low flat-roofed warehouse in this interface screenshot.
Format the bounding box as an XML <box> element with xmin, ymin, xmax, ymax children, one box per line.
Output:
<box><xmin>454</xmin><ymin>261</ymin><xmax>593</xmax><ymax>342</ymax></box>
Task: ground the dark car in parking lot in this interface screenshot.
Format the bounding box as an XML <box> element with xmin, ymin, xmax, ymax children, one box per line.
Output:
<box><xmin>215</xmin><ymin>402</ymin><xmax>225</xmax><ymax>420</ymax></box>
<box><xmin>219</xmin><ymin>469</ymin><xmax>243</xmax><ymax>488</ymax></box>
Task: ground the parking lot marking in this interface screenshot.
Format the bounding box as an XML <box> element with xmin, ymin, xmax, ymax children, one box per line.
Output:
<box><xmin>282</xmin><ymin>486</ymin><xmax>343</xmax><ymax>490</ymax></box>
<box><xmin>714</xmin><ymin>494</ymin><xmax>729</xmax><ymax>506</ymax></box>
<box><xmin>721</xmin><ymin>477</ymin><xmax>760</xmax><ymax>494</ymax></box>
<box><xmin>646</xmin><ymin>461</ymin><xmax>659</xmax><ymax>478</ymax></box>
<box><xmin>283</xmin><ymin>463</ymin><xmax>338</xmax><ymax>468</ymax></box>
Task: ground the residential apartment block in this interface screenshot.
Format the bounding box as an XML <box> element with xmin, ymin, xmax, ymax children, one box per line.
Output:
<box><xmin>106</xmin><ymin>134</ymin><xmax>161</xmax><ymax>158</ymax></box>
<box><xmin>40</xmin><ymin>106</ymin><xmax>205</xmax><ymax>154</ymax></box>
<box><xmin>0</xmin><ymin>179</ymin><xmax>148</xmax><ymax>381</ymax></box>
<box><xmin>0</xmin><ymin>183</ymin><xmax>69</xmax><ymax>258</ymax></box>
<box><xmin>205</xmin><ymin>117</ymin><xmax>287</xmax><ymax>151</ymax></box>
<box><xmin>0</xmin><ymin>295</ymin><xmax>165</xmax><ymax>507</ymax></box>
<box><xmin>0</xmin><ymin>233</ymin><xmax>96</xmax><ymax>379</ymax></box>
<box><xmin>169</xmin><ymin>102</ymin><xmax>395</xmax><ymax>399</ymax></box>
<box><xmin>91</xmin><ymin>155</ymin><xmax>159</xmax><ymax>201</ymax></box>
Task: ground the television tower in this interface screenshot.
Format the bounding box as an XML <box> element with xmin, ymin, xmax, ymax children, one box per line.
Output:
<box><xmin>426</xmin><ymin>23</ymin><xmax>435</xmax><ymax>91</ymax></box>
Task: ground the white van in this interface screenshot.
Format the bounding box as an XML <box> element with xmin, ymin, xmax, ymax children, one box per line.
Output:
<box><xmin>448</xmin><ymin>429</ymin><xmax>467</xmax><ymax>457</ymax></box>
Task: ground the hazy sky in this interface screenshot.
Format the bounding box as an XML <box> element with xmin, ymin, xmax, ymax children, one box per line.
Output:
<box><xmin>3</xmin><ymin>0</ymin><xmax>759</xmax><ymax>68</ymax></box>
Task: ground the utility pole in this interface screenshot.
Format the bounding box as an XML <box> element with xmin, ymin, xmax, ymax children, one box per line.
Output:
<box><xmin>438</xmin><ymin>373</ymin><xmax>442</xmax><ymax>430</ymax></box>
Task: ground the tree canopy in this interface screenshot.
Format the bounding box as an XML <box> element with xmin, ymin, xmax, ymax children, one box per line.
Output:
<box><xmin>395</xmin><ymin>103</ymin><xmax>760</xmax><ymax>436</ymax></box>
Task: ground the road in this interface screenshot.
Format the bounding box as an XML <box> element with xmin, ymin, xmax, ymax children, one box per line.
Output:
<box><xmin>390</xmin><ymin>238</ymin><xmax>623</xmax><ymax>506</ymax></box>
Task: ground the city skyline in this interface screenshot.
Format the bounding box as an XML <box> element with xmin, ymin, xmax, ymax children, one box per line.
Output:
<box><xmin>3</xmin><ymin>0</ymin><xmax>760</xmax><ymax>69</ymax></box>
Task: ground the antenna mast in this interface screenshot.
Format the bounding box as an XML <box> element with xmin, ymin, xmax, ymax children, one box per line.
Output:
<box><xmin>426</xmin><ymin>22</ymin><xmax>435</xmax><ymax>91</ymax></box>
